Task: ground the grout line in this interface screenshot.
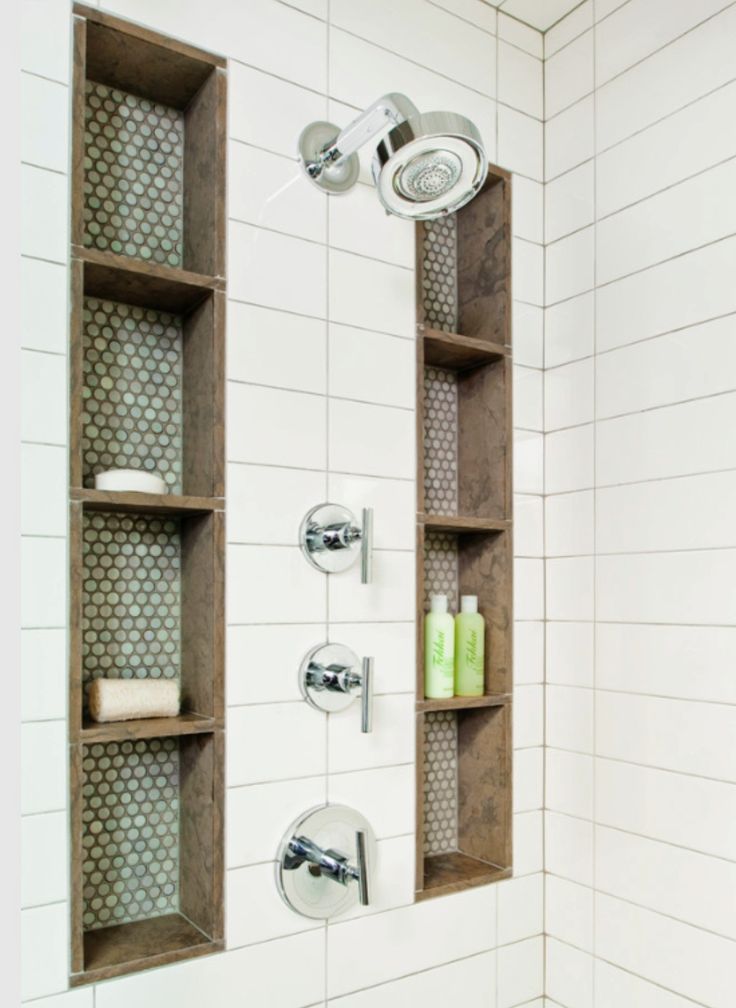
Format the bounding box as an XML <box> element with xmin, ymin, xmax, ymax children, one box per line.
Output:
<box><xmin>549</xmin><ymin>746</ymin><xmax>736</xmax><ymax>789</ymax></box>
<box><xmin>227</xmin><ymin>293</ymin><xmax>414</xmax><ymax>340</ymax></box>
<box><xmin>227</xmin><ymin>376</ymin><xmax>415</xmax><ymax>413</ymax></box>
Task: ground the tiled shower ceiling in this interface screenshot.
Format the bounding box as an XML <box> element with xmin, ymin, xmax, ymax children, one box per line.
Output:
<box><xmin>487</xmin><ymin>0</ymin><xmax>584</xmax><ymax>31</ymax></box>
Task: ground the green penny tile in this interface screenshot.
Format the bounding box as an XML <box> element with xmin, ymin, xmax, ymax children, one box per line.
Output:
<box><xmin>423</xmin><ymin>711</ymin><xmax>458</xmax><ymax>856</ymax></box>
<box><xmin>82</xmin><ymin>296</ymin><xmax>183</xmax><ymax>492</ymax></box>
<box><xmin>82</xmin><ymin>512</ymin><xmax>181</xmax><ymax>706</ymax></box>
<box><xmin>423</xmin><ymin>216</ymin><xmax>458</xmax><ymax>334</ymax></box>
<box><xmin>82</xmin><ymin>737</ymin><xmax>179</xmax><ymax>930</ymax></box>
<box><xmin>423</xmin><ymin>366</ymin><xmax>458</xmax><ymax>515</ymax></box>
<box><xmin>83</xmin><ymin>81</ymin><xmax>184</xmax><ymax>267</ymax></box>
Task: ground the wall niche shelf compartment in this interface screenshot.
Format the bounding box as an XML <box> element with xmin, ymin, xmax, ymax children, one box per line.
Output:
<box><xmin>415</xmin><ymin>167</ymin><xmax>513</xmax><ymax>900</ymax></box>
<box><xmin>69</xmin><ymin>5</ymin><xmax>226</xmax><ymax>985</ymax></box>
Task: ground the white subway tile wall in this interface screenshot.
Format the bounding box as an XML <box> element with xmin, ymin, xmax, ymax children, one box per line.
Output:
<box><xmin>544</xmin><ymin>3</ymin><xmax>736</xmax><ymax>1007</ymax></box>
<box><xmin>20</xmin><ymin>1</ymin><xmax>544</xmax><ymax>1006</ymax></box>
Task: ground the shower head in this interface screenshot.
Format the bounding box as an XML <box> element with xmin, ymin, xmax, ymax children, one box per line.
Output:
<box><xmin>298</xmin><ymin>93</ymin><xmax>487</xmax><ymax>220</ymax></box>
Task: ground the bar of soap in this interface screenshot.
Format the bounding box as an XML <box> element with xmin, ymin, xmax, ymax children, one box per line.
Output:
<box><xmin>94</xmin><ymin>469</ymin><xmax>167</xmax><ymax>494</ymax></box>
<box><xmin>88</xmin><ymin>678</ymin><xmax>180</xmax><ymax>722</ymax></box>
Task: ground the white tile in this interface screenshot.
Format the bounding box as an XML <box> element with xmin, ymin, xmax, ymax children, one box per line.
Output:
<box><xmin>514</xmin><ymin>430</ymin><xmax>543</xmax><ymax>494</ymax></box>
<box><xmin>497</xmin><ymin>935</ymin><xmax>544</xmax><ymax>1008</ymax></box>
<box><xmin>547</xmin><ymin>685</ymin><xmax>594</xmax><ymax>754</ymax></box>
<box><xmin>228</xmin><ymin>63</ymin><xmax>326</xmax><ymax>158</ymax></box>
<box><xmin>498</xmin><ymin>41</ymin><xmax>543</xmax><ymax>119</ymax></box>
<box><xmin>227</xmin><ymin>623</ymin><xmax>325</xmax><ymax>706</ymax></box>
<box><xmin>596</xmin><ymin>757</ymin><xmax>736</xmax><ymax>860</ymax></box>
<box><xmin>595</xmin><ymin>959</ymin><xmax>703</xmax><ymax>1008</ymax></box>
<box><xmin>21</xmin><ymin>537</ymin><xmax>65</xmax><ymax>629</ymax></box>
<box><xmin>596</xmin><ymin>825</ymin><xmax>736</xmax><ymax>940</ymax></box>
<box><xmin>288</xmin><ymin>0</ymin><xmax>326</xmax><ymax>17</ymax></box>
<box><xmin>545</xmin><ymin>31</ymin><xmax>593</xmax><ymax>118</ymax></box>
<box><xmin>328</xmin><ymin>550</ymin><xmax>414</xmax><ymax>623</ymax></box>
<box><xmin>21</xmin><ymin>628</ymin><xmax>66</xmax><ymax>721</ymax></box>
<box><xmin>227</xmin><ymin>776</ymin><xmax>326</xmax><ymax>868</ymax></box>
<box><xmin>545</xmin><ymin>810</ymin><xmax>593</xmax><ymax>886</ymax></box>
<box><xmin>546</xmin><ymin>875</ymin><xmax>593</xmax><ymax>950</ymax></box>
<box><xmin>327</xmin><ymin>764</ymin><xmax>414</xmax><ymax>838</ymax></box>
<box><xmin>328</xmin><ymin>693</ymin><xmax>413</xmax><ymax>772</ymax></box>
<box><xmin>546</xmin><ymin>226</ymin><xmax>594</xmax><ymax>305</ymax></box>
<box><xmin>21</xmin><ymin>811</ymin><xmax>67</xmax><ymax>907</ymax></box>
<box><xmin>227</xmin><ymin>463</ymin><xmax>325</xmax><ymax>545</ymax></box>
<box><xmin>327</xmin><ymin>474</ymin><xmax>415</xmax><ymax>551</ymax></box>
<box><xmin>545</xmin><ymin>424</ymin><xmax>594</xmax><ymax>494</ymax></box>
<box><xmin>545</xmin><ymin>1</ymin><xmax>593</xmax><ymax>57</ymax></box>
<box><xmin>546</xmin><ymin>557</ymin><xmax>594</xmax><ymax>621</ymax></box>
<box><xmin>596</xmin><ymin>236</ymin><xmax>736</xmax><ymax>352</ymax></box>
<box><xmin>328</xmin><ymin>884</ymin><xmax>496</xmax><ymax>996</ymax></box>
<box><xmin>328</xmin><ymin>325</ymin><xmax>414</xmax><ymax>409</ymax></box>
<box><xmin>341</xmin><ymin>833</ymin><xmax>415</xmax><ymax>921</ymax></box>
<box><xmin>229</xmin><ymin>143</ymin><xmax>326</xmax><ymax>242</ymax></box>
<box><xmin>434</xmin><ymin>0</ymin><xmax>497</xmax><ymax>33</ymax></box>
<box><xmin>498</xmin><ymin>105</ymin><xmax>543</xmax><ymax>180</ymax></box>
<box><xmin>227</xmin><ymin>382</ymin><xmax>326</xmax><ymax>470</ymax></box>
<box><xmin>21</xmin><ymin>257</ymin><xmax>68</xmax><ymax>354</ymax></box>
<box><xmin>595</xmin><ymin>892</ymin><xmax>736</xmax><ymax>1008</ymax></box>
<box><xmin>595</xmin><ymin>0</ymin><xmax>630</xmax><ymax>19</ymax></box>
<box><xmin>514</xmin><ymin>620</ymin><xmax>544</xmax><ymax>684</ymax></box>
<box><xmin>597</xmin><ymin>159</ymin><xmax>736</xmax><ymax>285</ymax></box>
<box><xmin>21</xmin><ymin>165</ymin><xmax>67</xmax><ymax>263</ymax></box>
<box><xmin>596</xmin><ymin>5</ymin><xmax>736</xmax><ymax>150</ymax></box>
<box><xmin>596</xmin><ymin>0</ymin><xmax>731</xmax><ymax>86</ymax></box>
<box><xmin>597</xmin><ymin>691</ymin><xmax>736</xmax><ymax>782</ymax></box>
<box><xmin>545</xmin><ymin>161</ymin><xmax>594</xmax><ymax>243</ymax></box>
<box><xmin>25</xmin><ymin>992</ymin><xmax>94</xmax><ymax>1008</ymax></box>
<box><xmin>501</xmin><ymin>0</ymin><xmax>582</xmax><ymax>31</ymax></box>
<box><xmin>227</xmin><ymin>862</ymin><xmax>321</xmax><ymax>948</ymax></box>
<box><xmin>545</xmin><ymin>95</ymin><xmax>594</xmax><ymax>180</ymax></box>
<box><xmin>329</xmin><ymin>182</ymin><xmax>414</xmax><ymax>269</ymax></box>
<box><xmin>546</xmin><ymin>621</ymin><xmax>594</xmax><ymax>688</ymax></box>
<box><xmin>596</xmin><ymin>393</ymin><xmax>736</xmax><ymax>486</ymax></box>
<box><xmin>514</xmin><ymin>810</ymin><xmax>544</xmax><ymax>875</ymax></box>
<box><xmin>228</xmin><ymin>222</ymin><xmax>326</xmax><ymax>317</ymax></box>
<box><xmin>329</xmin><ymin>251</ymin><xmax>414</xmax><ymax>338</ymax></box>
<box><xmin>597</xmin><ymin>549</ymin><xmax>736</xmax><ymax>625</ymax></box>
<box><xmin>597</xmin><ymin>471</ymin><xmax>736</xmax><ymax>554</ymax></box>
<box><xmin>514</xmin><ymin>558</ymin><xmax>544</xmax><ymax>621</ymax></box>
<box><xmin>512</xmin><ymin>177</ymin><xmax>544</xmax><ymax>244</ymax></box>
<box><xmin>497</xmin><ymin>872</ymin><xmax>543</xmax><ymax>945</ymax></box>
<box><xmin>227</xmin><ymin>544</ymin><xmax>326</xmax><ymax>624</ymax></box>
<box><xmin>513</xmin><ymin>365</ymin><xmax>543</xmax><ymax>430</ymax></box>
<box><xmin>95</xmin><ymin>930</ymin><xmax>325</xmax><ymax>1008</ymax></box>
<box><xmin>514</xmin><ymin>746</ymin><xmax>544</xmax><ymax>812</ymax></box>
<box><xmin>596</xmin><ymin>622</ymin><xmax>736</xmax><ymax>704</ymax></box>
<box><xmin>546</xmin><ymin>749</ymin><xmax>593</xmax><ymax>819</ymax></box>
<box><xmin>21</xmin><ymin>73</ymin><xmax>68</xmax><ymax>173</ymax></box>
<box><xmin>21</xmin><ymin>444</ymin><xmax>66</xmax><ymax>536</ymax></box>
<box><xmin>227</xmin><ymin>301</ymin><xmax>326</xmax><ymax>394</ymax></box>
<box><xmin>515</xmin><ymin>493</ymin><xmax>544</xmax><ymax>557</ymax></box>
<box><xmin>227</xmin><ymin>702</ymin><xmax>326</xmax><ymax>787</ymax></box>
<box><xmin>21</xmin><ymin>0</ymin><xmax>70</xmax><ymax>81</ymax></box>
<box><xmin>544</xmin><ymin>357</ymin><xmax>594</xmax><ymax>431</ymax></box>
<box><xmin>512</xmin><ymin>240</ymin><xmax>544</xmax><ymax>306</ymax></box>
<box><xmin>330</xmin><ymin>622</ymin><xmax>415</xmax><ymax>695</ymax></box>
<box><xmin>597</xmin><ymin>314</ymin><xmax>736</xmax><ymax>419</ymax></box>
<box><xmin>329</xmin><ymin>399</ymin><xmax>414</xmax><ymax>479</ymax></box>
<box><xmin>597</xmin><ymin>80</ymin><xmax>736</xmax><ymax>218</ymax></box>
<box><xmin>513</xmin><ymin>302</ymin><xmax>543</xmax><ymax>368</ymax></box>
<box><xmin>545</xmin><ymin>292</ymin><xmax>594</xmax><ymax>367</ymax></box>
<box><xmin>21</xmin><ymin>350</ymin><xmax>66</xmax><ymax>445</ymax></box>
<box><xmin>514</xmin><ymin>684</ymin><xmax>544</xmax><ymax>749</ymax></box>
<box><xmin>21</xmin><ymin>902</ymin><xmax>68</xmax><ymax>1000</ymax></box>
<box><xmin>546</xmin><ymin>937</ymin><xmax>593</xmax><ymax>1008</ymax></box>
<box><xmin>498</xmin><ymin>12</ymin><xmax>543</xmax><ymax>57</ymax></box>
<box><xmin>545</xmin><ymin>490</ymin><xmax>594</xmax><ymax>557</ymax></box>
<box><xmin>329</xmin><ymin>950</ymin><xmax>495</xmax><ymax>1008</ymax></box>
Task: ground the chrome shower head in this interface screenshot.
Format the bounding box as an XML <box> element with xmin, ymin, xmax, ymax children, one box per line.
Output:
<box><xmin>298</xmin><ymin>94</ymin><xmax>487</xmax><ymax>220</ymax></box>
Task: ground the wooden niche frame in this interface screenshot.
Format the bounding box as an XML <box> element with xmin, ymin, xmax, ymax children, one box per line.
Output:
<box><xmin>68</xmin><ymin>6</ymin><xmax>226</xmax><ymax>984</ymax></box>
<box><xmin>415</xmin><ymin>167</ymin><xmax>514</xmax><ymax>900</ymax></box>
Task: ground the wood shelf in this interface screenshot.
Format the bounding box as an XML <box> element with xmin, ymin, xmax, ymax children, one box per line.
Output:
<box><xmin>71</xmin><ymin>912</ymin><xmax>222</xmax><ymax>986</ymax></box>
<box><xmin>422</xmin><ymin>326</ymin><xmax>506</xmax><ymax>371</ymax></box>
<box><xmin>418</xmin><ymin>853</ymin><xmax>512</xmax><ymax>901</ymax></box>
<box><xmin>72</xmin><ymin>488</ymin><xmax>223</xmax><ymax>515</ymax></box>
<box><xmin>417</xmin><ymin>693</ymin><xmax>510</xmax><ymax>713</ymax></box>
<box><xmin>422</xmin><ymin>514</ymin><xmax>509</xmax><ymax>534</ymax></box>
<box><xmin>78</xmin><ymin>712</ymin><xmax>217</xmax><ymax>743</ymax></box>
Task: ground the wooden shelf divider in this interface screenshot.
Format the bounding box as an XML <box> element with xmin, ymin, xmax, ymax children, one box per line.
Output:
<box><xmin>421</xmin><ymin>325</ymin><xmax>506</xmax><ymax>371</ymax></box>
<box><xmin>73</xmin><ymin>488</ymin><xmax>222</xmax><ymax>516</ymax></box>
<box><xmin>416</xmin><ymin>693</ymin><xmax>510</xmax><ymax>714</ymax></box>
<box><xmin>78</xmin><ymin>712</ymin><xmax>218</xmax><ymax>744</ymax></box>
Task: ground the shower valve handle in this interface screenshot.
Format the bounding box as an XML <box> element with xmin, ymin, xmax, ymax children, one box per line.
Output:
<box><xmin>299</xmin><ymin>503</ymin><xmax>374</xmax><ymax>584</ymax></box>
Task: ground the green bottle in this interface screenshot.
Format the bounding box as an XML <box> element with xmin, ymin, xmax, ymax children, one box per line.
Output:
<box><xmin>424</xmin><ymin>594</ymin><xmax>454</xmax><ymax>699</ymax></box>
<box><xmin>455</xmin><ymin>595</ymin><xmax>485</xmax><ymax>696</ymax></box>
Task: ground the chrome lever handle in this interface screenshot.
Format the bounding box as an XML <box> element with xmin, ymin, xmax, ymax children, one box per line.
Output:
<box><xmin>360</xmin><ymin>507</ymin><xmax>373</xmax><ymax>584</ymax></box>
<box><xmin>360</xmin><ymin>656</ymin><xmax>374</xmax><ymax>734</ymax></box>
<box><xmin>355</xmin><ymin>829</ymin><xmax>370</xmax><ymax>906</ymax></box>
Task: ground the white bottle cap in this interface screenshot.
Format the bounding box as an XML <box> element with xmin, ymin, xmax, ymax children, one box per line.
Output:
<box><xmin>461</xmin><ymin>595</ymin><xmax>478</xmax><ymax>614</ymax></box>
<box><xmin>430</xmin><ymin>594</ymin><xmax>448</xmax><ymax>614</ymax></box>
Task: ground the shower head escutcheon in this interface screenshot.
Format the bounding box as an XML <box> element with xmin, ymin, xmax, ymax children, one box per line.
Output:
<box><xmin>298</xmin><ymin>92</ymin><xmax>488</xmax><ymax>220</ymax></box>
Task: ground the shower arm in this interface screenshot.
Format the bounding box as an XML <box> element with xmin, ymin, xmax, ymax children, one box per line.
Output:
<box><xmin>306</xmin><ymin>93</ymin><xmax>419</xmax><ymax>178</ymax></box>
